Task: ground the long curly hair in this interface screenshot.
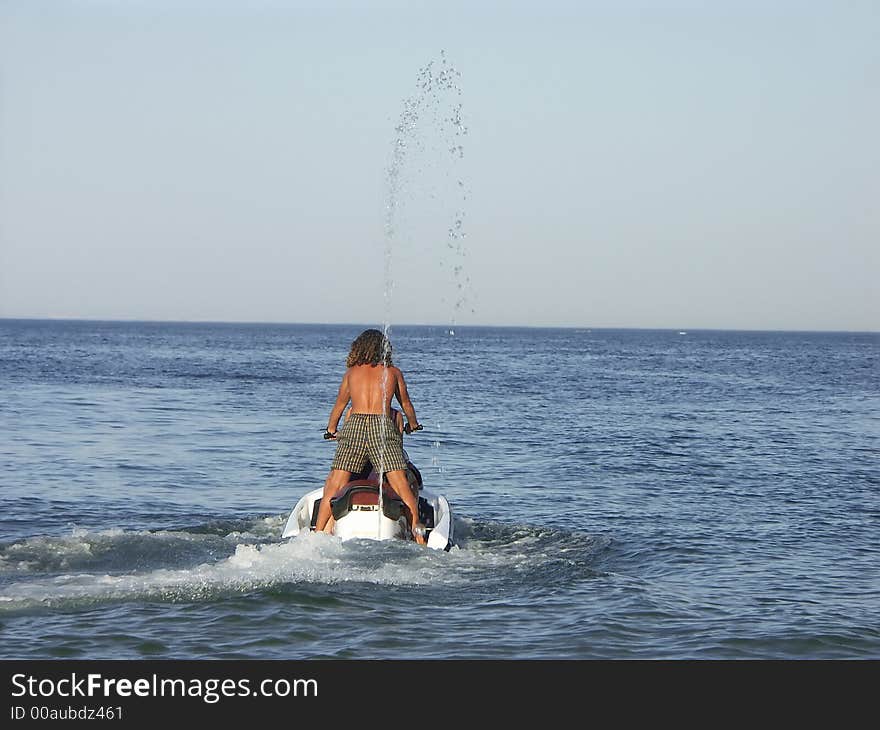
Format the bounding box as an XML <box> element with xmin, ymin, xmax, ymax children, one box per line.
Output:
<box><xmin>346</xmin><ymin>329</ymin><xmax>393</xmax><ymax>367</ymax></box>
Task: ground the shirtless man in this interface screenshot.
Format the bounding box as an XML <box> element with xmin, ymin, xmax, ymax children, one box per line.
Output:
<box><xmin>314</xmin><ymin>329</ymin><xmax>427</xmax><ymax>545</ymax></box>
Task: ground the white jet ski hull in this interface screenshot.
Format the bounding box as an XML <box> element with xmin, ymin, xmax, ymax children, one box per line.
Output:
<box><xmin>282</xmin><ymin>484</ymin><xmax>454</xmax><ymax>551</ymax></box>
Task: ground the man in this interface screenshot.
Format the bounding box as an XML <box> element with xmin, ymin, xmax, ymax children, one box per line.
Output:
<box><xmin>315</xmin><ymin>329</ymin><xmax>426</xmax><ymax>545</ymax></box>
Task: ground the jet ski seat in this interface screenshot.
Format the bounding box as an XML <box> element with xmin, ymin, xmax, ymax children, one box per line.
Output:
<box><xmin>329</xmin><ymin>481</ymin><xmax>406</xmax><ymax>521</ymax></box>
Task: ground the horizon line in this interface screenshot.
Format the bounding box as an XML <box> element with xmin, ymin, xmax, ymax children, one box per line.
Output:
<box><xmin>0</xmin><ymin>315</ymin><xmax>877</xmax><ymax>336</ymax></box>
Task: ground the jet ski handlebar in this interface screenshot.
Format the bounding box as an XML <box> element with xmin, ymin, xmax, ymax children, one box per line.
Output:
<box><xmin>322</xmin><ymin>423</ymin><xmax>422</xmax><ymax>439</ymax></box>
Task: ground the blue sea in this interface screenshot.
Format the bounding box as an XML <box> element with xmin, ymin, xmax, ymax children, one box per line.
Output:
<box><xmin>1</xmin><ymin>319</ymin><xmax>878</xmax><ymax>659</ymax></box>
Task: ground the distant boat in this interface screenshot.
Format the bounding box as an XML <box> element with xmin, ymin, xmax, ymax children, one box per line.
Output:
<box><xmin>448</xmin><ymin>329</ymin><xmax>455</xmax><ymax>336</ymax></box>
<box><xmin>678</xmin><ymin>331</ymin><xmax>687</xmax><ymax>335</ymax></box>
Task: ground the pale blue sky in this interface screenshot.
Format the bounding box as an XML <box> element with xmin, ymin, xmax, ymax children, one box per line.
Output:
<box><xmin>1</xmin><ymin>0</ymin><xmax>877</xmax><ymax>331</ymax></box>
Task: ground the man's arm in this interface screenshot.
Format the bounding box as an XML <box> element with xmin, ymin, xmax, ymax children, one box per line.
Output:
<box><xmin>394</xmin><ymin>369</ymin><xmax>419</xmax><ymax>429</ymax></box>
<box><xmin>326</xmin><ymin>370</ymin><xmax>351</xmax><ymax>436</ymax></box>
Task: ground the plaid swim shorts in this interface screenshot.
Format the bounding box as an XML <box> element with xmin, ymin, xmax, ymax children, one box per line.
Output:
<box><xmin>331</xmin><ymin>413</ymin><xmax>408</xmax><ymax>474</ymax></box>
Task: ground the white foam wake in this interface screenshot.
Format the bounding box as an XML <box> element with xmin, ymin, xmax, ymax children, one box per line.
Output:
<box><xmin>0</xmin><ymin>532</ymin><xmax>442</xmax><ymax>612</ymax></box>
<box><xmin>0</xmin><ymin>518</ymin><xmax>607</xmax><ymax>613</ymax></box>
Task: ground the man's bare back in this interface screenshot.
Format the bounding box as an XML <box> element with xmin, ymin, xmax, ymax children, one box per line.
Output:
<box><xmin>326</xmin><ymin>364</ymin><xmax>418</xmax><ymax>435</ymax></box>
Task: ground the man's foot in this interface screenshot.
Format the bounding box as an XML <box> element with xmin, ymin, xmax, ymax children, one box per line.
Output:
<box><xmin>412</xmin><ymin>522</ymin><xmax>427</xmax><ymax>546</ymax></box>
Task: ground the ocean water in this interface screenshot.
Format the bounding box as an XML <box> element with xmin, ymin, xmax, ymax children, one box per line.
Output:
<box><xmin>1</xmin><ymin>319</ymin><xmax>878</xmax><ymax>659</ymax></box>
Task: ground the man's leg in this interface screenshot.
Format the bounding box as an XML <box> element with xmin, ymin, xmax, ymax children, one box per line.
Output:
<box><xmin>385</xmin><ymin>469</ymin><xmax>426</xmax><ymax>545</ymax></box>
<box><xmin>314</xmin><ymin>469</ymin><xmax>352</xmax><ymax>533</ymax></box>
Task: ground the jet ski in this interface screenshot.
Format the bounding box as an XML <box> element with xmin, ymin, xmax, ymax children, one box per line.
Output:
<box><xmin>281</xmin><ymin>454</ymin><xmax>454</xmax><ymax>551</ymax></box>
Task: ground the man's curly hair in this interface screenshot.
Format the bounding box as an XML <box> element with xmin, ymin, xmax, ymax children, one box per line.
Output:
<box><xmin>346</xmin><ymin>329</ymin><xmax>393</xmax><ymax>367</ymax></box>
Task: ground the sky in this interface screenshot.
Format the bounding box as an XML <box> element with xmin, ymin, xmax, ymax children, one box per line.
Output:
<box><xmin>1</xmin><ymin>0</ymin><xmax>878</xmax><ymax>331</ymax></box>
